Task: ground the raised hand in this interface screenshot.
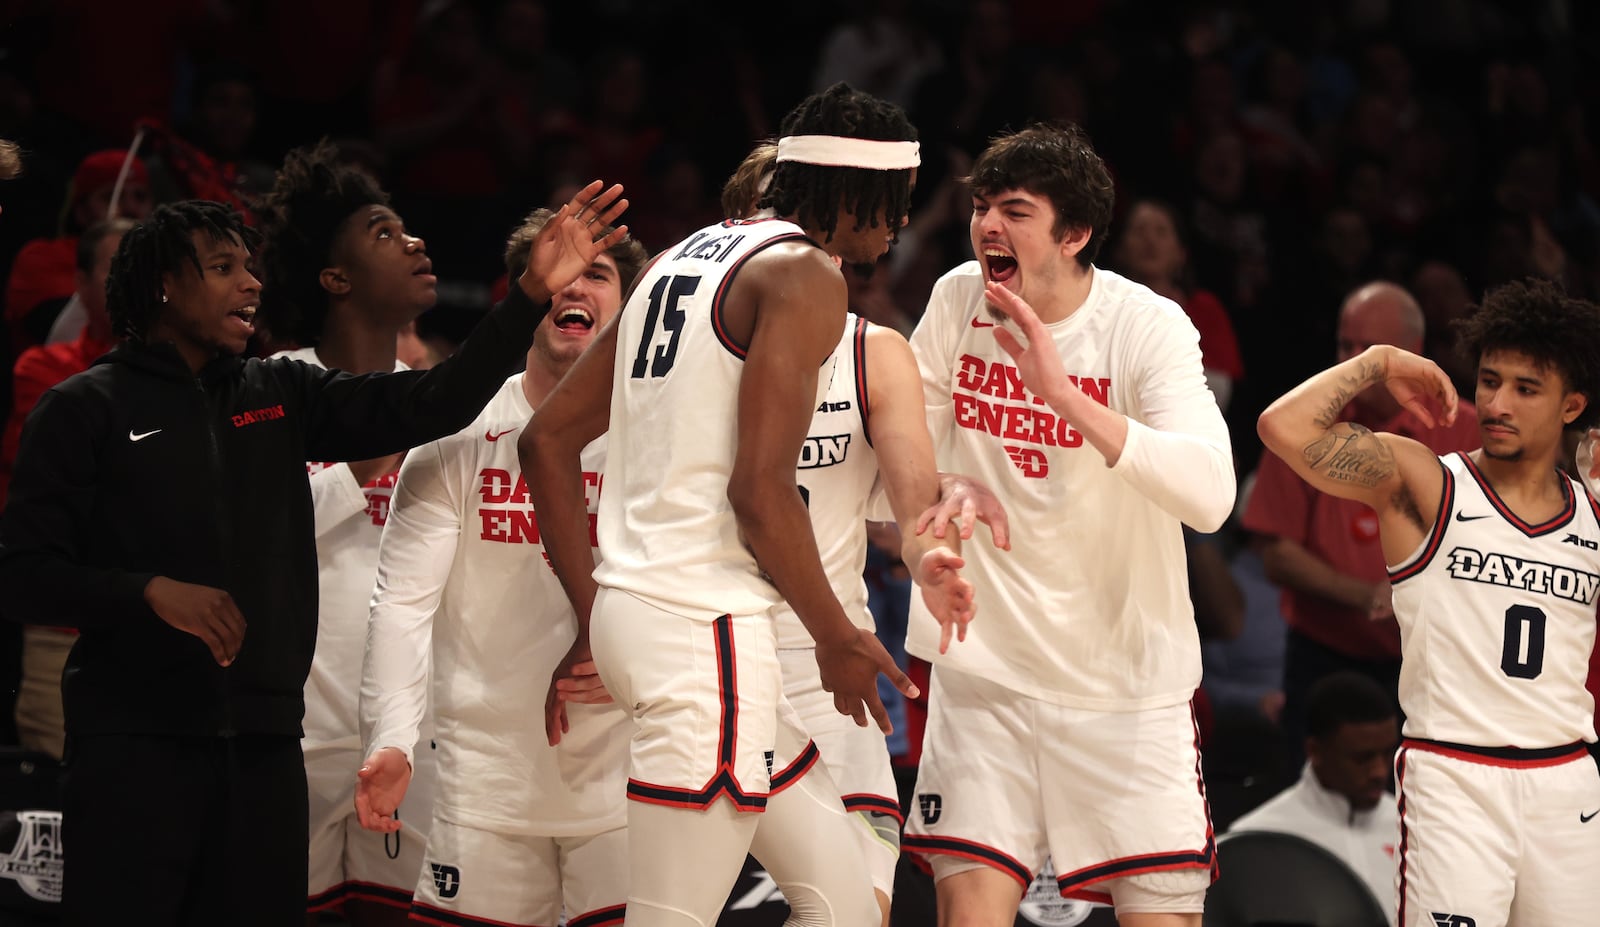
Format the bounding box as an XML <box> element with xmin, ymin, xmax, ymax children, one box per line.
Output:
<box><xmin>984</xmin><ymin>281</ymin><xmax>1070</xmax><ymax>406</ymax></box>
<box><xmin>815</xmin><ymin>628</ymin><xmax>919</xmax><ymax>734</ymax></box>
<box><xmin>913</xmin><ymin>547</ymin><xmax>975</xmax><ymax>653</ymax></box>
<box><xmin>915</xmin><ymin>472</ymin><xmax>1011</xmax><ymax>550</ymax></box>
<box><xmin>1381</xmin><ymin>348</ymin><xmax>1458</xmax><ymax>429</ymax></box>
<box><xmin>519</xmin><ymin>180</ymin><xmax>631</xmax><ymax>301</ymax></box>
<box><xmin>354</xmin><ymin>747</ymin><xmax>412</xmax><ymax>833</ymax></box>
<box><xmin>143</xmin><ymin>576</ymin><xmax>246</xmax><ymax>666</ymax></box>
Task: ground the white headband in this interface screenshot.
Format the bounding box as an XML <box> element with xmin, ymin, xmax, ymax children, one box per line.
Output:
<box><xmin>775</xmin><ymin>135</ymin><xmax>920</xmax><ymax>170</ymax></box>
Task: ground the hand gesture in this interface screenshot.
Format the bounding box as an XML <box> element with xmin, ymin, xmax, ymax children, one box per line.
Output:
<box><xmin>545</xmin><ymin>639</ymin><xmax>612</xmax><ymax>746</ymax></box>
<box><xmin>354</xmin><ymin>747</ymin><xmax>412</xmax><ymax>833</ymax></box>
<box><xmin>915</xmin><ymin>472</ymin><xmax>1011</xmax><ymax>550</ymax></box>
<box><xmin>143</xmin><ymin>576</ymin><xmax>246</xmax><ymax>665</ymax></box>
<box><xmin>1380</xmin><ymin>348</ymin><xmax>1458</xmax><ymax>429</ymax></box>
<box><xmin>984</xmin><ymin>282</ymin><xmax>1070</xmax><ymax>406</ymax></box>
<box><xmin>815</xmin><ymin>628</ymin><xmax>919</xmax><ymax>734</ymax></box>
<box><xmin>519</xmin><ymin>181</ymin><xmax>630</xmax><ymax>301</ymax></box>
<box><xmin>912</xmin><ymin>547</ymin><xmax>975</xmax><ymax>654</ymax></box>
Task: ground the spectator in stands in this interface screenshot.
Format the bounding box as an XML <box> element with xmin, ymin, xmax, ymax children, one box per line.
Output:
<box><xmin>1228</xmin><ymin>671</ymin><xmax>1400</xmax><ymax>925</ymax></box>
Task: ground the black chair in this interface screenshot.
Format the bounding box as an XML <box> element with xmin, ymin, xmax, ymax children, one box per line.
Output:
<box><xmin>1204</xmin><ymin>830</ymin><xmax>1388</xmax><ymax>927</ymax></box>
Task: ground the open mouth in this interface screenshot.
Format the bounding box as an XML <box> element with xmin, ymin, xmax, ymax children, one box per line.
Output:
<box><xmin>983</xmin><ymin>247</ymin><xmax>1018</xmax><ymax>283</ymax></box>
<box><xmin>228</xmin><ymin>306</ymin><xmax>257</xmax><ymax>332</ymax></box>
<box><xmin>553</xmin><ymin>306</ymin><xmax>594</xmax><ymax>333</ymax></box>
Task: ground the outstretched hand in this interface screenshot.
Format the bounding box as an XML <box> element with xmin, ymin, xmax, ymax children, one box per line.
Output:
<box><xmin>913</xmin><ymin>547</ymin><xmax>975</xmax><ymax>653</ymax></box>
<box><xmin>1381</xmin><ymin>348</ymin><xmax>1458</xmax><ymax>429</ymax></box>
<box><xmin>354</xmin><ymin>747</ymin><xmax>412</xmax><ymax>833</ymax></box>
<box><xmin>915</xmin><ymin>472</ymin><xmax>1010</xmax><ymax>550</ymax></box>
<box><xmin>519</xmin><ymin>180</ymin><xmax>630</xmax><ymax>302</ymax></box>
<box><xmin>815</xmin><ymin>628</ymin><xmax>919</xmax><ymax>734</ymax></box>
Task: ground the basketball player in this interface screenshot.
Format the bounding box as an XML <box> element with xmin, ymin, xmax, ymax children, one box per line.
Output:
<box><xmin>254</xmin><ymin>140</ymin><xmax>439</xmax><ymax>925</ymax></box>
<box><xmin>1257</xmin><ymin>276</ymin><xmax>1600</xmax><ymax>927</ymax></box>
<box><xmin>354</xmin><ymin>209</ymin><xmax>646</xmax><ymax>927</ymax></box>
<box><xmin>903</xmin><ymin>123</ymin><xmax>1236</xmax><ymax>927</ymax></box>
<box><xmin>521</xmin><ymin>83</ymin><xmax>934</xmax><ymax>927</ymax></box>
<box><xmin>719</xmin><ymin>140</ymin><xmax>980</xmax><ymax>925</ymax></box>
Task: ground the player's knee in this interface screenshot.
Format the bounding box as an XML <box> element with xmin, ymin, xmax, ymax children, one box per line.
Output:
<box><xmin>1102</xmin><ymin>867</ymin><xmax>1209</xmax><ymax>915</ymax></box>
<box><xmin>781</xmin><ymin>879</ymin><xmax>879</xmax><ymax>927</ymax></box>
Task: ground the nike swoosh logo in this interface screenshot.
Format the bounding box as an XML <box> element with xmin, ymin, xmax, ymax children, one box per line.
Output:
<box><xmin>970</xmin><ymin>318</ymin><xmax>996</xmax><ymax>328</ymax></box>
<box><xmin>1582</xmin><ymin>809</ymin><xmax>1599</xmax><ymax>823</ymax></box>
<box><xmin>1455</xmin><ymin>512</ymin><xmax>1492</xmax><ymax>522</ymax></box>
<box><xmin>486</xmin><ymin>428</ymin><xmax>516</xmax><ymax>442</ymax></box>
<box><xmin>129</xmin><ymin>429</ymin><xmax>162</xmax><ymax>442</ymax></box>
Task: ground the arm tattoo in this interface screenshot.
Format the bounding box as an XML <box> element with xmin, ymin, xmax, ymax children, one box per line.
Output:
<box><xmin>1310</xmin><ymin>358</ymin><xmax>1385</xmax><ymax>430</ymax></box>
<box><xmin>1302</xmin><ymin>423</ymin><xmax>1396</xmax><ymax>488</ymax></box>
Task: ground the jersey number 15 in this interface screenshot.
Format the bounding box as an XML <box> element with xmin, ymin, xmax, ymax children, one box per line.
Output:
<box><xmin>630</xmin><ymin>275</ymin><xmax>700</xmax><ymax>379</ymax></box>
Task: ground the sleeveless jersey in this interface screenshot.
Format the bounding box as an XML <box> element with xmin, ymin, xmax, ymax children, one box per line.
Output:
<box><xmin>1389</xmin><ymin>452</ymin><xmax>1600</xmax><ymax>748</ymax></box>
<box><xmin>594</xmin><ymin>217</ymin><xmax>834</xmax><ymax>620</ymax></box>
<box><xmin>773</xmin><ymin>314</ymin><xmax>879</xmax><ymax>650</ymax></box>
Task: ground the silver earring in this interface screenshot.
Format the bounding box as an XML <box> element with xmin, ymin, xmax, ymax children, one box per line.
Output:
<box><xmin>161</xmin><ymin>294</ymin><xmax>168</xmax><ymax>303</ymax></box>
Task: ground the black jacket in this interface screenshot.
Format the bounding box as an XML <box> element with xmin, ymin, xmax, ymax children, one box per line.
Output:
<box><xmin>0</xmin><ymin>285</ymin><xmax>548</xmax><ymax>739</ymax></box>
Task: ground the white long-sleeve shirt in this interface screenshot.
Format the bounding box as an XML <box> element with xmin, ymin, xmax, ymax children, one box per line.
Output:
<box><xmin>1228</xmin><ymin>762</ymin><xmax>1399</xmax><ymax>925</ymax></box>
<box><xmin>907</xmin><ymin>263</ymin><xmax>1235</xmax><ymax>709</ymax></box>
<box><xmin>361</xmin><ymin>375</ymin><xmax>628</xmax><ymax>835</ymax></box>
<box><xmin>276</xmin><ymin>346</ymin><xmax>409</xmax><ymax>753</ymax></box>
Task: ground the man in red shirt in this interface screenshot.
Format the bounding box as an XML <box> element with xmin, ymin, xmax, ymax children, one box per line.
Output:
<box><xmin>1242</xmin><ymin>281</ymin><xmax>1479</xmax><ymax>768</ymax></box>
<box><xmin>0</xmin><ymin>217</ymin><xmax>130</xmax><ymax>760</ymax></box>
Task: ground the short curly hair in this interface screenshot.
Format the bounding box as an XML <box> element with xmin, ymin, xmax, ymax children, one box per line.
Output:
<box><xmin>1452</xmin><ymin>277</ymin><xmax>1600</xmax><ymax>430</ymax></box>
<box><xmin>761</xmin><ymin>83</ymin><xmax>918</xmax><ymax>244</ymax></box>
<box><xmin>966</xmin><ymin>122</ymin><xmax>1116</xmax><ymax>268</ymax></box>
<box><xmin>106</xmin><ymin>200</ymin><xmax>260</xmax><ymax>342</ymax></box>
<box><xmin>502</xmin><ymin>208</ymin><xmax>650</xmax><ymax>296</ymax></box>
<box><xmin>253</xmin><ymin>140</ymin><xmax>389</xmax><ymax>347</ymax></box>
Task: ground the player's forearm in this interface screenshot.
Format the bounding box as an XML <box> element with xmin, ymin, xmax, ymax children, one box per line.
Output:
<box><xmin>521</xmin><ymin>437</ymin><xmax>598</xmax><ymax>630</ymax></box>
<box><xmin>729</xmin><ymin>479</ymin><xmax>854</xmax><ymax>646</ymax></box>
<box><xmin>1113</xmin><ymin>421</ymin><xmax>1236</xmax><ymax>531</ymax></box>
<box><xmin>1040</xmin><ymin>383</ymin><xmax>1130</xmax><ymax>465</ymax></box>
<box><xmin>1258</xmin><ymin>537</ymin><xmax>1375</xmax><ymax>610</ymax></box>
<box><xmin>1258</xmin><ymin>346</ymin><xmax>1391</xmax><ymax>465</ymax></box>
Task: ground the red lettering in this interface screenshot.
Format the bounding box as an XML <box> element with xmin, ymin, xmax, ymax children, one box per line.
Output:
<box><xmin>480</xmin><ymin>509</ymin><xmax>511</xmax><ymax>542</ymax></box>
<box><xmin>507</xmin><ymin>509</ymin><xmax>540</xmax><ymax>544</ymax></box>
<box><xmin>1001</xmin><ymin>404</ymin><xmax>1035</xmax><ymax>442</ymax></box>
<box><xmin>509</xmin><ymin>474</ymin><xmax>531</xmax><ymax>506</ymax></box>
<box><xmin>955</xmin><ymin>354</ymin><xmax>986</xmax><ymax>392</ymax></box>
<box><xmin>1069</xmin><ymin>375</ymin><xmax>1111</xmax><ymax>407</ymax></box>
<box><xmin>479</xmin><ymin>468</ymin><xmax>513</xmax><ymax>504</ymax></box>
<box><xmin>365</xmin><ymin>492</ymin><xmax>391</xmax><ymax>526</ymax></box>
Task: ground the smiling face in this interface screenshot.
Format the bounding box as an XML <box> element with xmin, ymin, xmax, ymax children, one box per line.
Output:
<box><xmin>151</xmin><ymin>230</ymin><xmax>261</xmax><ymax>371</ymax></box>
<box><xmin>530</xmin><ymin>252</ymin><xmax>626</xmax><ymax>374</ymax></box>
<box><xmin>970</xmin><ymin>187</ymin><xmax>1084</xmax><ymax>314</ymax></box>
<box><xmin>327</xmin><ymin>205</ymin><xmax>437</xmax><ymax>326</ymax></box>
<box><xmin>1115</xmin><ymin>201</ymin><xmax>1186</xmax><ymax>285</ymax></box>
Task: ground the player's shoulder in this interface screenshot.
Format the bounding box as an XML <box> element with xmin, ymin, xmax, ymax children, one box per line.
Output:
<box><xmin>1093</xmin><ymin>268</ymin><xmax>1188</xmax><ymax>326</ymax></box>
<box><xmin>448</xmin><ymin>375</ymin><xmax>530</xmax><ymax>445</ymax></box>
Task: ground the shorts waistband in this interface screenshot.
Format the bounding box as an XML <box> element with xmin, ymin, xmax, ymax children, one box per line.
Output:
<box><xmin>1402</xmin><ymin>737</ymin><xmax>1589</xmax><ymax>768</ymax></box>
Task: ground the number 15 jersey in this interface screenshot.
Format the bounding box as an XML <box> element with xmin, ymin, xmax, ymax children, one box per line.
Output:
<box><xmin>594</xmin><ymin>217</ymin><xmax>834</xmax><ymax>621</ymax></box>
<box><xmin>1389</xmin><ymin>452</ymin><xmax>1600</xmax><ymax>748</ymax></box>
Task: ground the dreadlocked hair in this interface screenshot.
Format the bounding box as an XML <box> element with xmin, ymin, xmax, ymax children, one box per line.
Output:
<box><xmin>966</xmin><ymin>122</ymin><xmax>1115</xmax><ymax>267</ymax></box>
<box><xmin>761</xmin><ymin>83</ymin><xmax>917</xmax><ymax>243</ymax></box>
<box><xmin>106</xmin><ymin>200</ymin><xmax>260</xmax><ymax>342</ymax></box>
<box><xmin>1452</xmin><ymin>277</ymin><xmax>1600</xmax><ymax>431</ymax></box>
<box><xmin>252</xmin><ymin>139</ymin><xmax>389</xmax><ymax>347</ymax></box>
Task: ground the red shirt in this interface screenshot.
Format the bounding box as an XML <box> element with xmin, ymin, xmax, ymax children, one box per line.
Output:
<box><xmin>1183</xmin><ymin>288</ymin><xmax>1245</xmax><ymax>380</ymax></box>
<box><xmin>1</xmin><ymin>328</ymin><xmax>115</xmax><ymax>505</ymax></box>
<box><xmin>1242</xmin><ymin>399</ymin><xmax>1481</xmax><ymax>660</ymax></box>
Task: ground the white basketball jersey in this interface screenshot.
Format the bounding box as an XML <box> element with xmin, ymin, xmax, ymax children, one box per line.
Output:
<box><xmin>1389</xmin><ymin>452</ymin><xmax>1600</xmax><ymax>748</ymax></box>
<box><xmin>594</xmin><ymin>218</ymin><xmax>835</xmax><ymax>620</ymax></box>
<box><xmin>773</xmin><ymin>314</ymin><xmax>879</xmax><ymax>650</ymax></box>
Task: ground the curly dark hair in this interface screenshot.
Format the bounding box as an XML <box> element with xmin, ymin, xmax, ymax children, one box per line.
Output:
<box><xmin>106</xmin><ymin>200</ymin><xmax>261</xmax><ymax>341</ymax></box>
<box><xmin>761</xmin><ymin>83</ymin><xmax>918</xmax><ymax>243</ymax></box>
<box><xmin>966</xmin><ymin>122</ymin><xmax>1116</xmax><ymax>268</ymax></box>
<box><xmin>252</xmin><ymin>140</ymin><xmax>389</xmax><ymax>347</ymax></box>
<box><xmin>1452</xmin><ymin>277</ymin><xmax>1600</xmax><ymax>430</ymax></box>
